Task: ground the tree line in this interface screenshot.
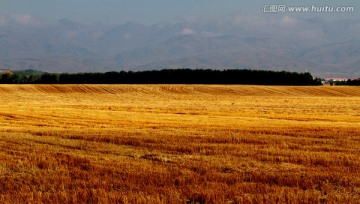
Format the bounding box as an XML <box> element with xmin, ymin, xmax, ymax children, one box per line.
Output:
<box><xmin>333</xmin><ymin>79</ymin><xmax>360</xmax><ymax>86</ymax></box>
<box><xmin>0</xmin><ymin>69</ymin><xmax>323</xmax><ymax>85</ymax></box>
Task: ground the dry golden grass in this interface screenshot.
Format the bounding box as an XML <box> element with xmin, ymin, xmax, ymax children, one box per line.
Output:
<box><xmin>1</xmin><ymin>85</ymin><xmax>360</xmax><ymax>203</ymax></box>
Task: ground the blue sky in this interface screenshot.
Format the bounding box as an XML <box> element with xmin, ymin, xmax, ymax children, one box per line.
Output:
<box><xmin>1</xmin><ymin>0</ymin><xmax>359</xmax><ymax>24</ymax></box>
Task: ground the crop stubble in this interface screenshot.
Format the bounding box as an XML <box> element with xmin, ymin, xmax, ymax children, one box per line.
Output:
<box><xmin>0</xmin><ymin>85</ymin><xmax>360</xmax><ymax>203</ymax></box>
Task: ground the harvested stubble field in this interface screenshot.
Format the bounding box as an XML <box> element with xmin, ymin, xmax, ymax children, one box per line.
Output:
<box><xmin>1</xmin><ymin>85</ymin><xmax>360</xmax><ymax>203</ymax></box>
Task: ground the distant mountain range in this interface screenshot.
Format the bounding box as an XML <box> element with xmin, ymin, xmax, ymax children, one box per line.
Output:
<box><xmin>0</xmin><ymin>14</ymin><xmax>359</xmax><ymax>77</ymax></box>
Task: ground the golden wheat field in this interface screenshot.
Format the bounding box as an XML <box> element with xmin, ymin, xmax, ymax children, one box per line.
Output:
<box><xmin>1</xmin><ymin>85</ymin><xmax>360</xmax><ymax>203</ymax></box>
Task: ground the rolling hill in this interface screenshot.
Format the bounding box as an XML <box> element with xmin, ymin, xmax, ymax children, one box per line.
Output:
<box><xmin>0</xmin><ymin>15</ymin><xmax>359</xmax><ymax>77</ymax></box>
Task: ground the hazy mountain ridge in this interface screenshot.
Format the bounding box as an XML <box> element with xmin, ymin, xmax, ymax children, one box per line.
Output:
<box><xmin>0</xmin><ymin>14</ymin><xmax>359</xmax><ymax>77</ymax></box>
